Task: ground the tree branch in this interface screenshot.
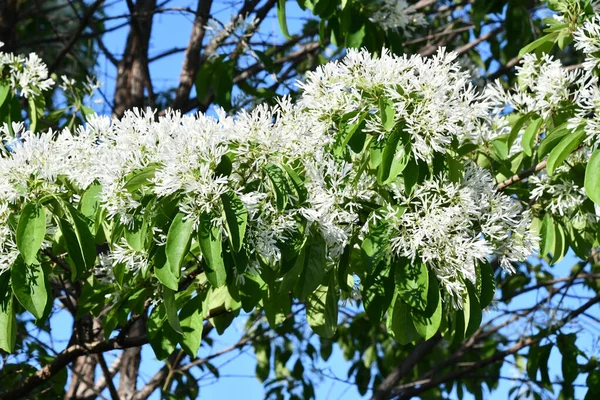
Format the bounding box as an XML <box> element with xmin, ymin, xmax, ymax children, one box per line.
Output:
<box><xmin>48</xmin><ymin>0</ymin><xmax>105</xmax><ymax>74</ymax></box>
<box><xmin>395</xmin><ymin>293</ymin><xmax>600</xmax><ymax>399</ymax></box>
<box><xmin>170</xmin><ymin>0</ymin><xmax>214</xmax><ymax>111</ymax></box>
<box><xmin>371</xmin><ymin>334</ymin><xmax>442</xmax><ymax>400</ymax></box>
<box><xmin>497</xmin><ymin>159</ymin><xmax>547</xmax><ymax>190</ymax></box>
<box><xmin>0</xmin><ymin>335</ymin><xmax>147</xmax><ymax>399</ymax></box>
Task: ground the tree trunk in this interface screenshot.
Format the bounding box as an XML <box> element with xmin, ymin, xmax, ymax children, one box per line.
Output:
<box><xmin>118</xmin><ymin>317</ymin><xmax>146</xmax><ymax>399</ymax></box>
<box><xmin>113</xmin><ymin>0</ymin><xmax>156</xmax><ymax>118</ymax></box>
<box><xmin>65</xmin><ymin>317</ymin><xmax>103</xmax><ymax>400</ymax></box>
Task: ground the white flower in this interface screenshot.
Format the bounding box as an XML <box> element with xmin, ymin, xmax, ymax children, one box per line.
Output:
<box><xmin>385</xmin><ymin>166</ymin><xmax>538</xmax><ymax>308</ymax></box>
<box><xmin>111</xmin><ymin>239</ymin><xmax>149</xmax><ymax>273</ymax></box>
<box><xmin>298</xmin><ymin>48</ymin><xmax>490</xmax><ymax>162</ymax></box>
<box><xmin>574</xmin><ymin>15</ymin><xmax>600</xmax><ymax>71</ymax></box>
<box><xmin>0</xmin><ymin>202</ymin><xmax>18</xmax><ymax>274</ymax></box>
<box><xmin>0</xmin><ymin>50</ymin><xmax>54</xmax><ymax>98</ymax></box>
<box><xmin>529</xmin><ymin>149</ymin><xmax>597</xmax><ymax>224</ymax></box>
<box><xmin>487</xmin><ymin>53</ymin><xmax>583</xmax><ymax>119</ymax></box>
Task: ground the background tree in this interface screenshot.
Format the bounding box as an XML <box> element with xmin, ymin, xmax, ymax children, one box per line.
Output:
<box><xmin>0</xmin><ymin>1</ymin><xmax>599</xmax><ymax>400</ymax></box>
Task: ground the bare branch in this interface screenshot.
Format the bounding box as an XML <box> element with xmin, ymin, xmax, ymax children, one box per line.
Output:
<box><xmin>371</xmin><ymin>334</ymin><xmax>442</xmax><ymax>400</ymax></box>
<box><xmin>48</xmin><ymin>0</ymin><xmax>105</xmax><ymax>74</ymax></box>
<box><xmin>395</xmin><ymin>293</ymin><xmax>600</xmax><ymax>399</ymax></box>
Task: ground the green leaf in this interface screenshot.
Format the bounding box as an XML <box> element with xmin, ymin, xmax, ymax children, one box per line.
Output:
<box><xmin>338</xmin><ymin>244</ymin><xmax>351</xmax><ymax>292</ymax></box>
<box><xmin>79</xmin><ymin>183</ymin><xmax>102</xmax><ymax>219</ymax></box>
<box><xmin>58</xmin><ymin>206</ymin><xmax>96</xmax><ymax>279</ymax></box>
<box><xmin>360</xmin><ymin>216</ymin><xmax>390</xmax><ymax>274</ymax></box>
<box><xmin>527</xmin><ymin>343</ymin><xmax>541</xmax><ymax>380</ymax></box>
<box><xmin>538</xmin><ymin>343</ymin><xmax>553</xmax><ymax>388</ymax></box>
<box><xmin>263</xmin><ymin>164</ymin><xmax>289</xmax><ymax>211</ymax></box>
<box><xmin>547</xmin><ymin>129</ymin><xmax>586</xmax><ymax>176</ymax></box>
<box><xmin>521</xmin><ymin>117</ymin><xmax>542</xmax><ymax>157</ymax></box>
<box><xmin>124</xmin><ymin>215</ymin><xmax>148</xmax><ymax>253</ymax></box>
<box><xmin>215</xmin><ymin>153</ymin><xmax>233</xmax><ymax>177</ymax></box>
<box><xmin>283</xmin><ymin>164</ymin><xmax>308</xmax><ymax>204</ymax></box>
<box><xmin>541</xmin><ymin>214</ymin><xmax>566</xmax><ymax>264</ymax></box>
<box><xmin>551</xmin><ymin>220</ymin><xmax>567</xmax><ymax>264</ymax></box>
<box><xmin>295</xmin><ymin>230</ymin><xmax>327</xmax><ymax>301</ymax></box>
<box><xmin>255</xmin><ymin>340</ymin><xmax>271</xmax><ymax>382</ymax></box>
<box><xmin>179</xmin><ymin>294</ymin><xmax>204</xmax><ymax>357</ymax></box>
<box><xmin>0</xmin><ymin>273</ymin><xmax>17</xmax><ymax>353</ymax></box>
<box><xmin>557</xmin><ymin>334</ymin><xmax>578</xmax><ymax>384</ymax></box>
<box><xmin>28</xmin><ymin>96</ymin><xmax>38</xmax><ymax>132</ymax></box>
<box><xmin>363</xmin><ymin>264</ymin><xmax>395</xmax><ymax>324</ymax></box>
<box><xmin>447</xmin><ymin>153</ymin><xmax>464</xmax><ymax>183</ymax></box>
<box><xmin>154</xmin><ymin>246</ymin><xmax>178</xmax><ymax>291</ymax></box>
<box><xmin>148</xmin><ymin>314</ymin><xmax>181</xmax><ymax>360</ymax></box>
<box><xmin>68</xmin><ymin>205</ymin><xmax>97</xmax><ymax>268</ymax></box>
<box><xmin>240</xmin><ymin>273</ymin><xmax>266</xmax><ymax>312</ymax></box>
<box><xmin>80</xmin><ymin>105</ymin><xmax>96</xmax><ymax>121</ymax></box>
<box><xmin>198</xmin><ymin>213</ymin><xmax>226</xmax><ymax>287</ymax></box>
<box><xmin>507</xmin><ymin>113</ymin><xmax>532</xmax><ymax>151</ymax></box>
<box><xmin>306</xmin><ymin>275</ymin><xmax>338</xmax><ymax>338</ymax></box>
<box><xmin>585</xmin><ymin>149</ymin><xmax>600</xmax><ymax>205</ymax></box>
<box><xmin>163</xmin><ymin>287</ymin><xmax>183</xmax><ymax>335</ymax></box>
<box><xmin>395</xmin><ymin>260</ymin><xmax>428</xmax><ymax>311</ymax></box>
<box><xmin>387</xmin><ymin>293</ymin><xmax>420</xmax><ymax>345</ymax></box>
<box><xmin>464</xmin><ymin>280</ymin><xmax>482</xmax><ymax>337</ymax></box>
<box><xmin>518</xmin><ymin>32</ymin><xmax>558</xmax><ymax>57</ymax></box>
<box><xmin>538</xmin><ymin>122</ymin><xmax>571</xmax><ymax>158</ymax></box>
<box><xmin>355</xmin><ymin>362</ymin><xmax>371</xmax><ymax>396</ymax></box>
<box><xmin>166</xmin><ymin>212</ymin><xmax>194</xmax><ymax>280</ymax></box>
<box><xmin>221</xmin><ymin>191</ymin><xmax>247</xmax><ymax>252</ymax></box>
<box><xmin>380</xmin><ymin>97</ymin><xmax>396</xmax><ymax>132</ymax></box>
<box><xmin>587</xmin><ymin>370</ymin><xmax>600</xmax><ymax>396</ymax></box>
<box><xmin>123</xmin><ymin>164</ymin><xmax>158</xmax><ymax>192</ymax></box>
<box><xmin>195</xmin><ymin>59</ymin><xmax>215</xmax><ymax>101</ymax></box>
<box><xmin>346</xmin><ymin>24</ymin><xmax>366</xmax><ymax>48</ymax></box>
<box><xmin>378</xmin><ymin>127</ymin><xmax>410</xmax><ymax>185</ymax></box>
<box><xmin>541</xmin><ymin>213</ymin><xmax>555</xmax><ymax>259</ymax></box>
<box><xmin>277</xmin><ymin>0</ymin><xmax>292</xmax><ymax>39</ymax></box>
<box><xmin>11</xmin><ymin>258</ymin><xmax>48</xmax><ymax>320</ymax></box>
<box><xmin>0</xmin><ymin>84</ymin><xmax>9</xmax><ymax>108</ymax></box>
<box><xmin>403</xmin><ymin>157</ymin><xmax>419</xmax><ymax>195</ymax></box>
<box><xmin>264</xmin><ymin>285</ymin><xmax>291</xmax><ymax>327</ymax></box>
<box><xmin>478</xmin><ymin>261</ymin><xmax>495</xmax><ymax>309</ymax></box>
<box><xmin>412</xmin><ymin>272</ymin><xmax>442</xmax><ymax>340</ymax></box>
<box><xmin>17</xmin><ymin>203</ymin><xmax>46</xmax><ymax>266</ymax></box>
<box><xmin>557</xmin><ymin>31</ymin><xmax>573</xmax><ymax>49</ymax></box>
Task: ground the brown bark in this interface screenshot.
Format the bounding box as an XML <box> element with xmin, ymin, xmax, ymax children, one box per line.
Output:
<box><xmin>170</xmin><ymin>0</ymin><xmax>213</xmax><ymax>111</ymax></box>
<box><xmin>65</xmin><ymin>317</ymin><xmax>103</xmax><ymax>400</ymax></box>
<box><xmin>118</xmin><ymin>316</ymin><xmax>146</xmax><ymax>400</ymax></box>
<box><xmin>113</xmin><ymin>0</ymin><xmax>156</xmax><ymax>118</ymax></box>
<box><xmin>371</xmin><ymin>334</ymin><xmax>442</xmax><ymax>400</ymax></box>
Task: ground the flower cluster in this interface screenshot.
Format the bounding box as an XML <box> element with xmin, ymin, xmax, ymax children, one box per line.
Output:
<box><xmin>529</xmin><ymin>149</ymin><xmax>598</xmax><ymax>224</ymax></box>
<box><xmin>0</xmin><ymin>42</ymin><xmax>54</xmax><ymax>98</ymax></box>
<box><xmin>485</xmin><ymin>11</ymin><xmax>600</xmax><ymax>152</ymax></box>
<box><xmin>298</xmin><ymin>48</ymin><xmax>490</xmax><ymax>161</ymax></box>
<box><xmin>486</xmin><ymin>53</ymin><xmax>583</xmax><ymax>120</ymax></box>
<box><xmin>385</xmin><ymin>167</ymin><xmax>537</xmax><ymax>308</ymax></box>
<box><xmin>0</xmin><ymin>44</ymin><xmax>539</xmax><ymax>311</ymax></box>
<box><xmin>570</xmin><ymin>81</ymin><xmax>600</xmax><ymax>149</ymax></box>
<box><xmin>574</xmin><ymin>15</ymin><xmax>600</xmax><ymax>71</ymax></box>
